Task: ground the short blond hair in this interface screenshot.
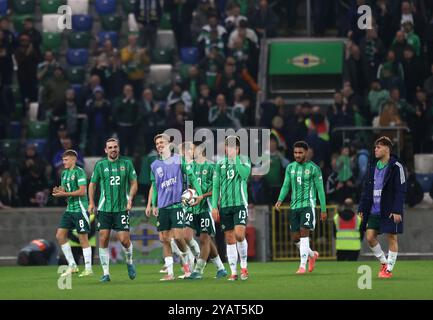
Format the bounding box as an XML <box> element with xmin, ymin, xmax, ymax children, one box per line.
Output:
<box><xmin>154</xmin><ymin>133</ymin><xmax>170</xmax><ymax>143</ymax></box>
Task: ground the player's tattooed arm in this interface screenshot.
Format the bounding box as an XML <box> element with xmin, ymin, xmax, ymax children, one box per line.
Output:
<box><xmin>211</xmin><ymin>164</ymin><xmax>221</xmax><ymax>209</ymax></box>
<box><xmin>314</xmin><ymin>167</ymin><xmax>327</xmax><ymax>221</ymax></box>
<box><xmin>235</xmin><ymin>156</ymin><xmax>251</xmax><ymax>180</ymax></box>
<box><xmin>277</xmin><ymin>166</ymin><xmax>291</xmax><ymax>204</ymax></box>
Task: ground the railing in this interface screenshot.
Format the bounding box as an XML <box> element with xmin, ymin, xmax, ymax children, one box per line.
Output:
<box><xmin>332</xmin><ymin>126</ymin><xmax>410</xmax><ymax>157</ymax></box>
<box><xmin>271</xmin><ymin>205</ymin><xmax>338</xmax><ymax>261</ymax></box>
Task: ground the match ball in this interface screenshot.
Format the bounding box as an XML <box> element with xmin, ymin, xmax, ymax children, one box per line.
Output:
<box><xmin>181</xmin><ymin>188</ymin><xmax>198</xmax><ymax>207</ymax></box>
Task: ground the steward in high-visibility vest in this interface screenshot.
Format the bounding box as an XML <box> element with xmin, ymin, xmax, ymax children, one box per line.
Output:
<box><xmin>68</xmin><ymin>214</ymin><xmax>96</xmax><ymax>263</ymax></box>
<box><xmin>333</xmin><ymin>209</ymin><xmax>362</xmax><ymax>261</ymax></box>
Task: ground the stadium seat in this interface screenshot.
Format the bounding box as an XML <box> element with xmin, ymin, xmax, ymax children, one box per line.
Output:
<box><xmin>151</xmin><ymin>82</ymin><xmax>172</xmax><ymax>101</ymax></box>
<box><xmin>179</xmin><ymin>63</ymin><xmax>192</xmax><ymax>81</ymax></box>
<box><xmin>42</xmin><ymin>32</ymin><xmax>62</xmax><ymax>52</ymax></box>
<box><xmin>26</xmin><ymin>139</ymin><xmax>48</xmax><ymax>156</ymax></box>
<box><xmin>95</xmin><ymin>0</ymin><xmax>117</xmax><ymax>15</ymax></box>
<box><xmin>11</xmin><ymin>103</ymin><xmax>24</xmax><ymax>120</ymax></box>
<box><xmin>101</xmin><ymin>15</ymin><xmax>122</xmax><ymax>31</ymax></box>
<box><xmin>12</xmin><ymin>0</ymin><xmax>35</xmax><ymax>14</ymax></box>
<box><xmin>41</xmin><ymin>0</ymin><xmax>66</xmax><ymax>14</ymax></box>
<box><xmin>159</xmin><ymin>12</ymin><xmax>172</xmax><ymax>30</ymax></box>
<box><xmin>28</xmin><ymin>102</ymin><xmax>38</xmax><ymax>121</ymax></box>
<box><xmin>0</xmin><ymin>140</ymin><xmax>21</xmax><ymax>159</ymax></box>
<box><xmin>11</xmin><ymin>86</ymin><xmax>21</xmax><ymax>103</ymax></box>
<box><xmin>149</xmin><ymin>64</ymin><xmax>173</xmax><ymax>85</ymax></box>
<box><xmin>0</xmin><ymin>0</ymin><xmax>8</xmax><ymax>16</ymax></box>
<box><xmin>71</xmin><ymin>84</ymin><xmax>83</xmax><ymax>97</ymax></box>
<box><xmin>72</xmin><ymin>14</ymin><xmax>93</xmax><ymax>32</ymax></box>
<box><xmin>156</xmin><ymin>30</ymin><xmax>176</xmax><ymax>50</ymax></box>
<box><xmin>66</xmin><ymin>48</ymin><xmax>89</xmax><ymax>66</ymax></box>
<box><xmin>416</xmin><ymin>174</ymin><xmax>433</xmax><ymax>193</ymax></box>
<box><xmin>84</xmin><ymin>157</ymin><xmax>102</xmax><ymax>177</ymax></box>
<box><xmin>67</xmin><ymin>67</ymin><xmax>86</xmax><ymax>84</ymax></box>
<box><xmin>9</xmin><ymin>121</ymin><xmax>22</xmax><ymax>139</ymax></box>
<box><xmin>68</xmin><ymin>31</ymin><xmax>91</xmax><ymax>48</ymax></box>
<box><xmin>151</xmin><ymin>48</ymin><xmax>173</xmax><ymax>64</ymax></box>
<box><xmin>12</xmin><ymin>15</ymin><xmax>32</xmax><ymax>33</ymax></box>
<box><xmin>27</xmin><ymin>121</ymin><xmax>49</xmax><ymax>139</ymax></box>
<box><xmin>97</xmin><ymin>31</ymin><xmax>118</xmax><ymax>47</ymax></box>
<box><xmin>180</xmin><ymin>47</ymin><xmax>199</xmax><ymax>64</ymax></box>
<box><xmin>67</xmin><ymin>0</ymin><xmax>88</xmax><ymax>15</ymax></box>
<box><xmin>122</xmin><ymin>0</ymin><xmax>137</xmax><ymax>14</ymax></box>
<box><xmin>42</xmin><ymin>14</ymin><xmax>63</xmax><ymax>33</ymax></box>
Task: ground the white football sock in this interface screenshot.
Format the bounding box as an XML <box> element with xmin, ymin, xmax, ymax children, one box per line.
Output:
<box><xmin>82</xmin><ymin>247</ymin><xmax>92</xmax><ymax>271</ymax></box>
<box><xmin>186</xmin><ymin>246</ymin><xmax>195</xmax><ymax>268</ymax></box>
<box><xmin>387</xmin><ymin>251</ymin><xmax>398</xmax><ymax>272</ymax></box>
<box><xmin>236</xmin><ymin>239</ymin><xmax>248</xmax><ymax>269</ymax></box>
<box><xmin>194</xmin><ymin>258</ymin><xmax>207</xmax><ymax>274</ymax></box>
<box><xmin>61</xmin><ymin>243</ymin><xmax>77</xmax><ymax>267</ymax></box>
<box><xmin>187</xmin><ymin>238</ymin><xmax>201</xmax><ymax>259</ymax></box>
<box><xmin>369</xmin><ymin>243</ymin><xmax>387</xmax><ymax>264</ymax></box>
<box><xmin>122</xmin><ymin>243</ymin><xmax>133</xmax><ymax>264</ymax></box>
<box><xmin>294</xmin><ymin>241</ymin><xmax>300</xmax><ymax>250</ymax></box>
<box><xmin>210</xmin><ymin>255</ymin><xmax>225</xmax><ymax>271</ymax></box>
<box><xmin>99</xmin><ymin>247</ymin><xmax>110</xmax><ymax>276</ymax></box>
<box><xmin>226</xmin><ymin>244</ymin><xmax>238</xmax><ymax>275</ymax></box>
<box><xmin>179</xmin><ymin>250</ymin><xmax>189</xmax><ymax>266</ymax></box>
<box><xmin>299</xmin><ymin>237</ymin><xmax>310</xmax><ymax>269</ymax></box>
<box><xmin>170</xmin><ymin>238</ymin><xmax>182</xmax><ymax>257</ymax></box>
<box><xmin>165</xmin><ymin>256</ymin><xmax>174</xmax><ymax>276</ymax></box>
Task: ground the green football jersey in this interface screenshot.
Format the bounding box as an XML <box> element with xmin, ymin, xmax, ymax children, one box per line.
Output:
<box><xmin>182</xmin><ymin>159</ymin><xmax>195</xmax><ymax>214</ymax></box>
<box><xmin>61</xmin><ymin>166</ymin><xmax>88</xmax><ymax>213</ymax></box>
<box><xmin>212</xmin><ymin>156</ymin><xmax>251</xmax><ymax>209</ymax></box>
<box><xmin>277</xmin><ymin>161</ymin><xmax>327</xmax><ymax>212</ymax></box>
<box><xmin>193</xmin><ymin>160</ymin><xmax>214</xmax><ymax>213</ymax></box>
<box><xmin>90</xmin><ymin>157</ymin><xmax>137</xmax><ymax>212</ymax></box>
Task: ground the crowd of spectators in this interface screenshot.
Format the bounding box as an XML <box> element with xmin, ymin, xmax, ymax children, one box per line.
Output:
<box><xmin>1</xmin><ymin>0</ymin><xmax>433</xmax><ymax>208</ymax></box>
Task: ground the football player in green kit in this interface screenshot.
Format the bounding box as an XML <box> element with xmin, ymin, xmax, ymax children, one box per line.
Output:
<box><xmin>187</xmin><ymin>142</ymin><xmax>227</xmax><ymax>280</ymax></box>
<box><xmin>88</xmin><ymin>138</ymin><xmax>138</xmax><ymax>282</ymax></box>
<box><xmin>275</xmin><ymin>141</ymin><xmax>327</xmax><ymax>274</ymax></box>
<box><xmin>212</xmin><ymin>136</ymin><xmax>251</xmax><ymax>281</ymax></box>
<box><xmin>53</xmin><ymin>149</ymin><xmax>93</xmax><ymax>278</ymax></box>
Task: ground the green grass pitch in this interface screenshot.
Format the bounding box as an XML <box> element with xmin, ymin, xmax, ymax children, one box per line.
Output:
<box><xmin>1</xmin><ymin>261</ymin><xmax>432</xmax><ymax>300</ymax></box>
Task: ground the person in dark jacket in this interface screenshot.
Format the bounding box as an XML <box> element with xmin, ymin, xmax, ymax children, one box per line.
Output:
<box><xmin>164</xmin><ymin>0</ymin><xmax>197</xmax><ymax>49</ymax></box>
<box><xmin>135</xmin><ymin>0</ymin><xmax>162</xmax><ymax>49</ymax></box>
<box><xmin>358</xmin><ymin>136</ymin><xmax>406</xmax><ymax>279</ymax></box>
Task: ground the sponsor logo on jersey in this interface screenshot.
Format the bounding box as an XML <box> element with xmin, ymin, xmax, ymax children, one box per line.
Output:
<box><xmin>291</xmin><ymin>170</ymin><xmax>295</xmax><ymax>174</ymax></box>
<box><xmin>111</xmin><ymin>168</ymin><xmax>118</xmax><ymax>172</ymax></box>
<box><xmin>104</xmin><ymin>168</ymin><xmax>109</xmax><ymax>172</ymax></box>
<box><xmin>161</xmin><ymin>177</ymin><xmax>177</xmax><ymax>188</ymax></box>
<box><xmin>156</xmin><ymin>167</ymin><xmax>164</xmax><ymax>178</ymax></box>
<box><xmin>373</xmin><ymin>189</ymin><xmax>382</xmax><ymax>197</ymax></box>
<box><xmin>221</xmin><ymin>165</ymin><xmax>226</xmax><ymax>169</ymax></box>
